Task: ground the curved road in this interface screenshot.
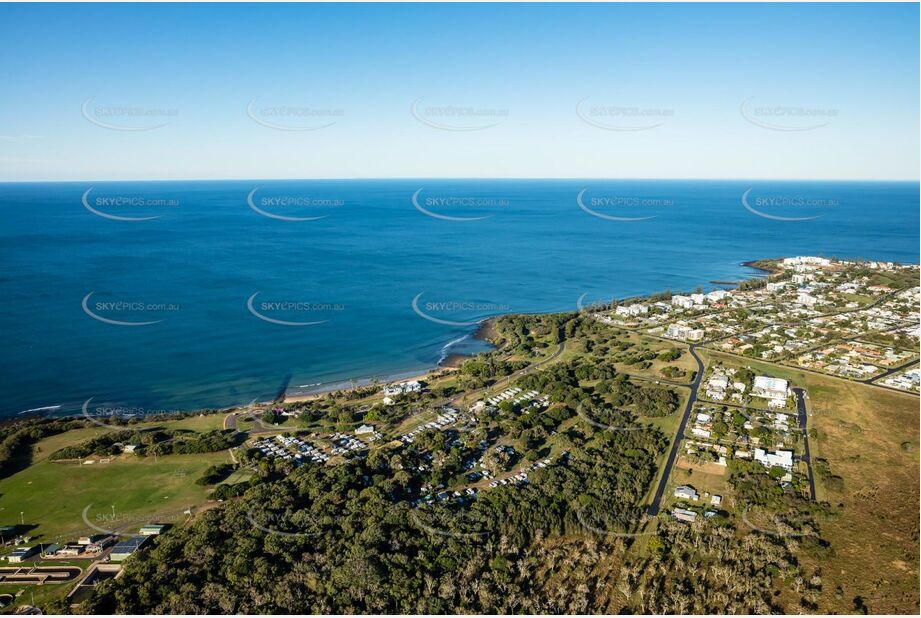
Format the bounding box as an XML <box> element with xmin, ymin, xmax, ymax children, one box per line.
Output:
<box><xmin>446</xmin><ymin>321</ymin><xmax>570</xmax><ymax>408</ymax></box>
<box><xmin>647</xmin><ymin>343</ymin><xmax>705</xmax><ymax>516</ymax></box>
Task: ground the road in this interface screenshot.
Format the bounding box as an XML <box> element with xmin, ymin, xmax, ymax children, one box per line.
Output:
<box><xmin>793</xmin><ymin>387</ymin><xmax>817</xmax><ymax>501</ymax></box>
<box><xmin>446</xmin><ymin>322</ymin><xmax>570</xmax><ymax>408</ymax></box>
<box><xmin>863</xmin><ymin>357</ymin><xmax>919</xmax><ymax>385</ymax></box>
<box><xmin>223</xmin><ymin>408</ymin><xmax>280</xmax><ymax>435</ymax></box>
<box><xmin>647</xmin><ymin>343</ymin><xmax>704</xmax><ymax>516</ymax></box>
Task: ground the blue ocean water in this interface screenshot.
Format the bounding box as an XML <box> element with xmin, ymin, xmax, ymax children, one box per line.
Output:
<box><xmin>0</xmin><ymin>180</ymin><xmax>917</xmax><ymax>417</ymax></box>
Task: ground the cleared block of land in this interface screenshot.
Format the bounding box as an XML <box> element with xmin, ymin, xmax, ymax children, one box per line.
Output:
<box><xmin>0</xmin><ymin>443</ymin><xmax>230</xmax><ymax>542</ymax></box>
<box><xmin>802</xmin><ymin>375</ymin><xmax>919</xmax><ymax>614</ymax></box>
<box><xmin>703</xmin><ymin>349</ymin><xmax>919</xmax><ymax>614</ymax></box>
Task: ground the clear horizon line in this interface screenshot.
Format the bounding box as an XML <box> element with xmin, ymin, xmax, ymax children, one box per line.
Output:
<box><xmin>1</xmin><ymin>176</ymin><xmax>918</xmax><ymax>184</ymax></box>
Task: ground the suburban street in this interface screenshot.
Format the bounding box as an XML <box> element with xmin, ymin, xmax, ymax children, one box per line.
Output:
<box><xmin>647</xmin><ymin>343</ymin><xmax>704</xmax><ymax>516</ymax></box>
<box><xmin>793</xmin><ymin>387</ymin><xmax>817</xmax><ymax>501</ymax></box>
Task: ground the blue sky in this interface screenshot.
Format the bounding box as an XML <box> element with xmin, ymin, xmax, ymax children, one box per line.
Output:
<box><xmin>0</xmin><ymin>2</ymin><xmax>917</xmax><ymax>180</ymax></box>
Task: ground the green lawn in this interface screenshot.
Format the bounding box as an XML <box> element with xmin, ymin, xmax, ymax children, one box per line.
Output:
<box><xmin>0</xmin><ymin>580</ymin><xmax>73</xmax><ymax>612</ymax></box>
<box><xmin>220</xmin><ymin>467</ymin><xmax>254</xmax><ymax>486</ymax></box>
<box><xmin>148</xmin><ymin>413</ymin><xmax>227</xmax><ymax>433</ymax></box>
<box><xmin>0</xmin><ymin>450</ymin><xmax>231</xmax><ymax>545</ymax></box>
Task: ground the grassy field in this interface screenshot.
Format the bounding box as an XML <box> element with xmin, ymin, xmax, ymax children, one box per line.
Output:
<box><xmin>800</xmin><ymin>374</ymin><xmax>919</xmax><ymax>614</ymax></box>
<box><xmin>704</xmin><ymin>349</ymin><xmax>920</xmax><ymax>614</ymax></box>
<box><xmin>663</xmin><ymin>457</ymin><xmax>729</xmax><ymax>512</ymax></box>
<box><xmin>699</xmin><ymin>348</ymin><xmax>812</xmax><ymax>384</ymax></box>
<box><xmin>27</xmin><ymin>413</ymin><xmax>229</xmax><ymax>464</ymax></box>
<box><xmin>219</xmin><ymin>467</ymin><xmax>254</xmax><ymax>486</ymax></box>
<box><xmin>150</xmin><ymin>413</ymin><xmax>227</xmax><ymax>433</ymax></box>
<box><xmin>0</xmin><ymin>429</ymin><xmax>232</xmax><ymax>545</ymax></box>
<box><xmin>0</xmin><ymin>578</ymin><xmax>74</xmax><ymax>612</ymax></box>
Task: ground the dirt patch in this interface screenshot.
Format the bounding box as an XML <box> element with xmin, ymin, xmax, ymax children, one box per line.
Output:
<box><xmin>675</xmin><ymin>457</ymin><xmax>727</xmax><ymax>476</ymax></box>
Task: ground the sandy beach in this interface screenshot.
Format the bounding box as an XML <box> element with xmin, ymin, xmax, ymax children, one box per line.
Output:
<box><xmin>282</xmin><ymin>368</ymin><xmax>456</xmax><ymax>403</ymax></box>
<box><xmin>282</xmin><ymin>318</ymin><xmax>500</xmax><ymax>403</ymax></box>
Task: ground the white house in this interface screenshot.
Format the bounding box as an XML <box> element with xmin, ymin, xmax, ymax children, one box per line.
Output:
<box><xmin>753</xmin><ymin>376</ymin><xmax>788</xmax><ymax>401</ymax></box>
<box><xmin>615</xmin><ymin>304</ymin><xmax>648</xmax><ymax>317</ymax></box>
<box><xmin>666</xmin><ymin>324</ymin><xmax>704</xmax><ymax>341</ymax></box>
<box><xmin>383</xmin><ymin>380</ymin><xmax>423</xmax><ymax>397</ymax></box>
<box><xmin>783</xmin><ymin>256</ymin><xmax>831</xmax><ymax>267</ymax></box>
<box><xmin>674</xmin><ymin>485</ymin><xmax>699</xmax><ymax>500</ymax></box>
<box><xmin>754</xmin><ymin>448</ymin><xmax>794</xmax><ymax>471</ymax></box>
<box><xmin>708</xmin><ymin>375</ymin><xmax>729</xmax><ymax>390</ymax></box>
<box><xmin>671</xmin><ymin>295</ymin><xmax>694</xmax><ymax>309</ymax></box>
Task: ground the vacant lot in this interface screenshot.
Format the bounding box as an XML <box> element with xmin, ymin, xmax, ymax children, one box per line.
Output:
<box><xmin>802</xmin><ymin>376</ymin><xmax>919</xmax><ymax>614</ymax></box>
<box><xmin>705</xmin><ymin>349</ymin><xmax>919</xmax><ymax>614</ymax></box>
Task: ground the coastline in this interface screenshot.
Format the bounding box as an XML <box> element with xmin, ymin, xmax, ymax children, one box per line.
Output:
<box><xmin>12</xmin><ymin>263</ymin><xmax>775</xmax><ymax>416</ymax></box>
<box><xmin>12</xmin><ymin>257</ymin><xmax>876</xmax><ymax>418</ymax></box>
<box><xmin>282</xmin><ymin>368</ymin><xmax>450</xmax><ymax>403</ymax></box>
<box><xmin>283</xmin><ymin>317</ymin><xmax>500</xmax><ymax>403</ymax></box>
<box><xmin>741</xmin><ymin>259</ymin><xmax>779</xmax><ymax>276</ymax></box>
<box><xmin>281</xmin><ymin>261</ymin><xmax>773</xmax><ymax>404</ymax></box>
<box><xmin>288</xmin><ymin>256</ymin><xmax>868</xmax><ymax>404</ymax></box>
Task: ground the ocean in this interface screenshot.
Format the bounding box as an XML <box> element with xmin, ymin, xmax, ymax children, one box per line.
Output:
<box><xmin>0</xmin><ymin>179</ymin><xmax>917</xmax><ymax>418</ymax></box>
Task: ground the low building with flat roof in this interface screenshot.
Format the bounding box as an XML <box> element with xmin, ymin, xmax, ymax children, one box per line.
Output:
<box><xmin>139</xmin><ymin>524</ymin><xmax>167</xmax><ymax>536</ymax></box>
<box><xmin>672</xmin><ymin>508</ymin><xmax>697</xmax><ymax>523</ymax></box>
<box><xmin>110</xmin><ymin>536</ymin><xmax>148</xmax><ymax>561</ymax></box>
<box><xmin>5</xmin><ymin>546</ymin><xmax>37</xmax><ymax>563</ymax></box>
